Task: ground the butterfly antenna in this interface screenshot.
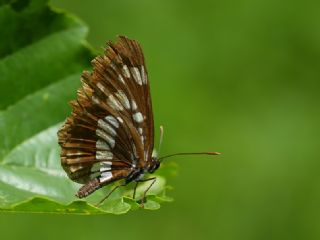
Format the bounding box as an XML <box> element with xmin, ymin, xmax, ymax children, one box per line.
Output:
<box><xmin>158</xmin><ymin>152</ymin><xmax>221</xmax><ymax>161</ymax></box>
<box><xmin>157</xmin><ymin>125</ymin><xmax>164</xmax><ymax>157</ymax></box>
<box><xmin>157</xmin><ymin>126</ymin><xmax>221</xmax><ymax>161</ymax></box>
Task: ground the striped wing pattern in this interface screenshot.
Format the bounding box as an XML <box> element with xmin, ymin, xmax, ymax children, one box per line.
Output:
<box><xmin>58</xmin><ymin>36</ymin><xmax>154</xmax><ymax>198</ymax></box>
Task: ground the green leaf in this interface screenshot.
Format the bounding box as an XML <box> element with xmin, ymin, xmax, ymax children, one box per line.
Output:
<box><xmin>0</xmin><ymin>0</ymin><xmax>174</xmax><ymax>214</ymax></box>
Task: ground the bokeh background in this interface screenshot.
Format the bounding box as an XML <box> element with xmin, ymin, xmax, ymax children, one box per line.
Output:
<box><xmin>1</xmin><ymin>0</ymin><xmax>320</xmax><ymax>239</ymax></box>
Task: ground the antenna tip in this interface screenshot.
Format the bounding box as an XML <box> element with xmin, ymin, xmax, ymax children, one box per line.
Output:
<box><xmin>208</xmin><ymin>152</ymin><xmax>221</xmax><ymax>155</ymax></box>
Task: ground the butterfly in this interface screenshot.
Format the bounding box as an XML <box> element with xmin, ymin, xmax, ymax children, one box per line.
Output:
<box><xmin>58</xmin><ymin>36</ymin><xmax>220</xmax><ymax>206</ymax></box>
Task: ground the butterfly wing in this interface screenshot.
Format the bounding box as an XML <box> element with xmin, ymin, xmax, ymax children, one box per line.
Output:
<box><xmin>108</xmin><ymin>36</ymin><xmax>154</xmax><ymax>166</ymax></box>
<box><xmin>58</xmin><ymin>36</ymin><xmax>154</xmax><ymax>198</ymax></box>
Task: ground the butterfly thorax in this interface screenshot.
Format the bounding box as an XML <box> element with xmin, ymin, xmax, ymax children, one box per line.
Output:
<box><xmin>125</xmin><ymin>156</ymin><xmax>160</xmax><ymax>184</ymax></box>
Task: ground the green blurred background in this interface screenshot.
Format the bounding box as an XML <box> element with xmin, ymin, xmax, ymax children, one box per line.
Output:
<box><xmin>1</xmin><ymin>0</ymin><xmax>320</xmax><ymax>239</ymax></box>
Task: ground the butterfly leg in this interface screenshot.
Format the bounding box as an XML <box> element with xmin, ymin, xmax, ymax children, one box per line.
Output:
<box><xmin>137</xmin><ymin>177</ymin><xmax>157</xmax><ymax>208</ymax></box>
<box><xmin>132</xmin><ymin>181</ymin><xmax>139</xmax><ymax>199</ymax></box>
<box><xmin>95</xmin><ymin>183</ymin><xmax>126</xmax><ymax>207</ymax></box>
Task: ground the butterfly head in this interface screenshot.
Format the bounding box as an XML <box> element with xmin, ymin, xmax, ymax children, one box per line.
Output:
<box><xmin>147</xmin><ymin>156</ymin><xmax>160</xmax><ymax>173</ymax></box>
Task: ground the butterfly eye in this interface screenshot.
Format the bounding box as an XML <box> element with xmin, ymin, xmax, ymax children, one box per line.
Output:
<box><xmin>148</xmin><ymin>158</ymin><xmax>160</xmax><ymax>173</ymax></box>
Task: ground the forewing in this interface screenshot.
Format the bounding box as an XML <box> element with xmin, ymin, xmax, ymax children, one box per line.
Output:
<box><xmin>58</xmin><ymin>36</ymin><xmax>154</xmax><ymax>193</ymax></box>
<box><xmin>107</xmin><ymin>36</ymin><xmax>154</xmax><ymax>165</ymax></box>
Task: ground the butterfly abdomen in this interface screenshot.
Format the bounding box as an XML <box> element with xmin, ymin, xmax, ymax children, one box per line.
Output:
<box><xmin>76</xmin><ymin>178</ymin><xmax>101</xmax><ymax>198</ymax></box>
<box><xmin>75</xmin><ymin>168</ymin><xmax>131</xmax><ymax>198</ymax></box>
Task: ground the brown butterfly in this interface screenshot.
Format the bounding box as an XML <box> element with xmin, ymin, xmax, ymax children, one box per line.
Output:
<box><xmin>57</xmin><ymin>36</ymin><xmax>220</xmax><ymax>206</ymax></box>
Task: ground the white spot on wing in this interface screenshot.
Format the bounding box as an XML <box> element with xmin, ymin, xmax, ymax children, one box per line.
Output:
<box><xmin>133</xmin><ymin>112</ymin><xmax>144</xmax><ymax>123</ymax></box>
<box><xmin>131</xmin><ymin>67</ymin><xmax>142</xmax><ymax>85</ymax></box>
<box><xmin>100</xmin><ymin>162</ymin><xmax>112</xmax><ymax>171</ymax></box>
<box><xmin>97</xmin><ymin>119</ymin><xmax>116</xmax><ymax>136</ymax></box>
<box><xmin>105</xmin><ymin>115</ymin><xmax>119</xmax><ymax>128</ymax></box>
<box><xmin>91</xmin><ymin>161</ymin><xmax>112</xmax><ymax>172</ymax></box>
<box><xmin>96</xmin><ymin>139</ymin><xmax>110</xmax><ymax>150</ymax></box>
<box><xmin>96</xmin><ymin>82</ymin><xmax>105</xmax><ymax>92</ymax></box>
<box><xmin>118</xmin><ymin>74</ymin><xmax>125</xmax><ymax>84</ymax></box>
<box><xmin>131</xmin><ymin>100</ymin><xmax>137</xmax><ymax>111</ymax></box>
<box><xmin>122</xmin><ymin>65</ymin><xmax>130</xmax><ymax>78</ymax></box>
<box><xmin>107</xmin><ymin>94</ymin><xmax>123</xmax><ymax>111</ymax></box>
<box><xmin>102</xmin><ymin>161</ymin><xmax>112</xmax><ymax>166</ymax></box>
<box><xmin>96</xmin><ymin>129</ymin><xmax>115</xmax><ymax>148</ymax></box>
<box><xmin>138</xmin><ymin>127</ymin><xmax>143</xmax><ymax>135</ymax></box>
<box><xmin>117</xmin><ymin>117</ymin><xmax>123</xmax><ymax>123</ymax></box>
<box><xmin>115</xmin><ymin>90</ymin><xmax>130</xmax><ymax>109</ymax></box>
<box><xmin>100</xmin><ymin>171</ymin><xmax>113</xmax><ymax>182</ymax></box>
<box><xmin>92</xmin><ymin>96</ymin><xmax>100</xmax><ymax>104</ymax></box>
<box><xmin>96</xmin><ymin>151</ymin><xmax>113</xmax><ymax>160</ymax></box>
<box><xmin>141</xmin><ymin>66</ymin><xmax>147</xmax><ymax>84</ymax></box>
<box><xmin>132</xmin><ymin>144</ymin><xmax>138</xmax><ymax>158</ymax></box>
